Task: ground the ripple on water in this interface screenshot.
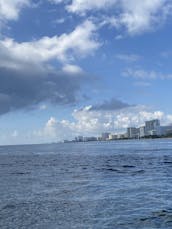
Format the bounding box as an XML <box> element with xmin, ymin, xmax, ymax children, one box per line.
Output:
<box><xmin>0</xmin><ymin>140</ymin><xmax>172</xmax><ymax>228</ymax></box>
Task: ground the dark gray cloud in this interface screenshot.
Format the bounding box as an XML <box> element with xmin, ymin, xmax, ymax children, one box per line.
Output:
<box><xmin>0</xmin><ymin>65</ymin><xmax>84</xmax><ymax>115</ymax></box>
<box><xmin>89</xmin><ymin>98</ymin><xmax>132</xmax><ymax>111</ymax></box>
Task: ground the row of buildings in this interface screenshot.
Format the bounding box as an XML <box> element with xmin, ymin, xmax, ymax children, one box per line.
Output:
<box><xmin>126</xmin><ymin>119</ymin><xmax>172</xmax><ymax>139</ymax></box>
<box><xmin>64</xmin><ymin>119</ymin><xmax>172</xmax><ymax>143</ymax></box>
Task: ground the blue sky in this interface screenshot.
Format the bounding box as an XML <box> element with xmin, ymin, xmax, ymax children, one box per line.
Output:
<box><xmin>1</xmin><ymin>0</ymin><xmax>172</xmax><ymax>145</ymax></box>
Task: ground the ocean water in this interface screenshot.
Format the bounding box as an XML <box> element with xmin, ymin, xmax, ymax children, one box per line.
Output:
<box><xmin>1</xmin><ymin>139</ymin><xmax>172</xmax><ymax>229</ymax></box>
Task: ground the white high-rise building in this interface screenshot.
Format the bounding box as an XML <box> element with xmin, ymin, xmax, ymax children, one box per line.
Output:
<box><xmin>139</xmin><ymin>126</ymin><xmax>146</xmax><ymax>138</ymax></box>
<box><xmin>127</xmin><ymin>127</ymin><xmax>139</xmax><ymax>139</ymax></box>
<box><xmin>108</xmin><ymin>134</ymin><xmax>118</xmax><ymax>140</ymax></box>
<box><xmin>145</xmin><ymin>119</ymin><xmax>161</xmax><ymax>136</ymax></box>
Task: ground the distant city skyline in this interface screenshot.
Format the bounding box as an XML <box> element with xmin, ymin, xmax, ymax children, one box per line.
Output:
<box><xmin>66</xmin><ymin>119</ymin><xmax>172</xmax><ymax>143</ymax></box>
<box><xmin>0</xmin><ymin>1</ymin><xmax>172</xmax><ymax>145</ymax></box>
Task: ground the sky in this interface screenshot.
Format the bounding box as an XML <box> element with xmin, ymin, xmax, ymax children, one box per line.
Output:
<box><xmin>1</xmin><ymin>0</ymin><xmax>172</xmax><ymax>145</ymax></box>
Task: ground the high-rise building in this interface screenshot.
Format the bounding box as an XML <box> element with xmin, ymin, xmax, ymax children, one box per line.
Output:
<box><xmin>161</xmin><ymin>125</ymin><xmax>172</xmax><ymax>136</ymax></box>
<box><xmin>75</xmin><ymin>136</ymin><xmax>84</xmax><ymax>142</ymax></box>
<box><xmin>139</xmin><ymin>126</ymin><xmax>146</xmax><ymax>138</ymax></box>
<box><xmin>145</xmin><ymin>119</ymin><xmax>161</xmax><ymax>136</ymax></box>
<box><xmin>101</xmin><ymin>132</ymin><xmax>110</xmax><ymax>141</ymax></box>
<box><xmin>108</xmin><ymin>134</ymin><xmax>118</xmax><ymax>140</ymax></box>
<box><xmin>127</xmin><ymin>127</ymin><xmax>139</xmax><ymax>139</ymax></box>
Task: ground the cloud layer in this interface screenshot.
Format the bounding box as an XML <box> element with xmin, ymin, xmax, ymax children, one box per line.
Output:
<box><xmin>35</xmin><ymin>105</ymin><xmax>172</xmax><ymax>142</ymax></box>
<box><xmin>0</xmin><ymin>19</ymin><xmax>100</xmax><ymax>115</ymax></box>
<box><xmin>0</xmin><ymin>20</ymin><xmax>99</xmax><ymax>66</ymax></box>
<box><xmin>88</xmin><ymin>98</ymin><xmax>132</xmax><ymax>111</ymax></box>
<box><xmin>0</xmin><ymin>65</ymin><xmax>84</xmax><ymax>115</ymax></box>
<box><xmin>0</xmin><ymin>1</ymin><xmax>171</xmax><ymax>116</ymax></box>
<box><xmin>0</xmin><ymin>0</ymin><xmax>172</xmax><ymax>145</ymax></box>
<box><xmin>66</xmin><ymin>0</ymin><xmax>172</xmax><ymax>34</ymax></box>
<box><xmin>123</xmin><ymin>68</ymin><xmax>172</xmax><ymax>80</ymax></box>
<box><xmin>0</xmin><ymin>0</ymin><xmax>30</xmax><ymax>21</ymax></box>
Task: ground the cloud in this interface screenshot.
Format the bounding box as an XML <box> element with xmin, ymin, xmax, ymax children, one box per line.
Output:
<box><xmin>87</xmin><ymin>98</ymin><xmax>132</xmax><ymax>111</ymax></box>
<box><xmin>66</xmin><ymin>0</ymin><xmax>172</xmax><ymax>35</ymax></box>
<box><xmin>0</xmin><ymin>20</ymin><xmax>100</xmax><ymax>65</ymax></box>
<box><xmin>53</xmin><ymin>18</ymin><xmax>66</xmax><ymax>24</ymax></box>
<box><xmin>99</xmin><ymin>16</ymin><xmax>120</xmax><ymax>28</ymax></box>
<box><xmin>0</xmin><ymin>0</ymin><xmax>31</xmax><ymax>33</ymax></box>
<box><xmin>48</xmin><ymin>0</ymin><xmax>66</xmax><ymax>4</ymax></box>
<box><xmin>133</xmin><ymin>81</ymin><xmax>151</xmax><ymax>87</ymax></box>
<box><xmin>34</xmin><ymin>116</ymin><xmax>73</xmax><ymax>142</ymax></box>
<box><xmin>67</xmin><ymin>0</ymin><xmax>116</xmax><ymax>15</ymax></box>
<box><xmin>161</xmin><ymin>51</ymin><xmax>172</xmax><ymax>58</ymax></box>
<box><xmin>34</xmin><ymin>105</ymin><xmax>172</xmax><ymax>142</ymax></box>
<box><xmin>0</xmin><ymin>64</ymin><xmax>85</xmax><ymax>115</ymax></box>
<box><xmin>119</xmin><ymin>0</ymin><xmax>167</xmax><ymax>35</ymax></box>
<box><xmin>0</xmin><ymin>0</ymin><xmax>30</xmax><ymax>21</ymax></box>
<box><xmin>123</xmin><ymin>68</ymin><xmax>172</xmax><ymax>80</ymax></box>
<box><xmin>62</xmin><ymin>64</ymin><xmax>84</xmax><ymax>75</ymax></box>
<box><xmin>2</xmin><ymin>105</ymin><xmax>172</xmax><ymax>144</ymax></box>
<box><xmin>115</xmin><ymin>53</ymin><xmax>140</xmax><ymax>62</ymax></box>
<box><xmin>0</xmin><ymin>18</ymin><xmax>101</xmax><ymax>115</ymax></box>
<box><xmin>39</xmin><ymin>104</ymin><xmax>48</xmax><ymax>110</ymax></box>
<box><xmin>1</xmin><ymin>0</ymin><xmax>170</xmax><ymax>36</ymax></box>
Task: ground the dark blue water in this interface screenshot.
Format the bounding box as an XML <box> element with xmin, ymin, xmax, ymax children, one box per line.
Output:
<box><xmin>1</xmin><ymin>139</ymin><xmax>172</xmax><ymax>228</ymax></box>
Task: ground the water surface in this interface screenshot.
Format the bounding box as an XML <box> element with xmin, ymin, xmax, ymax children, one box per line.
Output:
<box><xmin>1</xmin><ymin>139</ymin><xmax>172</xmax><ymax>228</ymax></box>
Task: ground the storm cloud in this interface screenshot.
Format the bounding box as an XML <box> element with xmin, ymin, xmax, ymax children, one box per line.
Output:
<box><xmin>89</xmin><ymin>98</ymin><xmax>132</xmax><ymax>111</ymax></box>
<box><xmin>0</xmin><ymin>65</ymin><xmax>84</xmax><ymax>115</ymax></box>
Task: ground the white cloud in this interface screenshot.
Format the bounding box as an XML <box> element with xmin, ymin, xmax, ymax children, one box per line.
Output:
<box><xmin>123</xmin><ymin>68</ymin><xmax>172</xmax><ymax>80</ymax></box>
<box><xmin>35</xmin><ymin>105</ymin><xmax>172</xmax><ymax>142</ymax></box>
<box><xmin>119</xmin><ymin>0</ymin><xmax>165</xmax><ymax>34</ymax></box>
<box><xmin>0</xmin><ymin>0</ymin><xmax>30</xmax><ymax>21</ymax></box>
<box><xmin>0</xmin><ymin>0</ymin><xmax>170</xmax><ymax>38</ymax></box>
<box><xmin>71</xmin><ymin>106</ymin><xmax>167</xmax><ymax>134</ymax></box>
<box><xmin>0</xmin><ymin>20</ymin><xmax>100</xmax><ymax>68</ymax></box>
<box><xmin>35</xmin><ymin>117</ymin><xmax>58</xmax><ymax>139</ymax></box>
<box><xmin>67</xmin><ymin>0</ymin><xmax>172</xmax><ymax>35</ymax></box>
<box><xmin>48</xmin><ymin>0</ymin><xmax>66</xmax><ymax>4</ymax></box>
<box><xmin>67</xmin><ymin>0</ymin><xmax>117</xmax><ymax>15</ymax></box>
<box><xmin>99</xmin><ymin>16</ymin><xmax>120</xmax><ymax>29</ymax></box>
<box><xmin>115</xmin><ymin>34</ymin><xmax>124</xmax><ymax>40</ymax></box>
<box><xmin>44</xmin><ymin>117</ymin><xmax>58</xmax><ymax>137</ymax></box>
<box><xmin>62</xmin><ymin>64</ymin><xmax>84</xmax><ymax>75</ymax></box>
<box><xmin>54</xmin><ymin>18</ymin><xmax>65</xmax><ymax>24</ymax></box>
<box><xmin>39</xmin><ymin>104</ymin><xmax>48</xmax><ymax>110</ymax></box>
<box><xmin>0</xmin><ymin>19</ymin><xmax>101</xmax><ymax>115</ymax></box>
<box><xmin>115</xmin><ymin>53</ymin><xmax>140</xmax><ymax>62</ymax></box>
<box><xmin>35</xmin><ymin>116</ymin><xmax>73</xmax><ymax>142</ymax></box>
<box><xmin>133</xmin><ymin>81</ymin><xmax>151</xmax><ymax>87</ymax></box>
